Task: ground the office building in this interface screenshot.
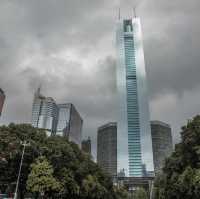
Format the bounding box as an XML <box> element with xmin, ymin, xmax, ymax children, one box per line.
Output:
<box><xmin>31</xmin><ymin>88</ymin><xmax>58</xmax><ymax>136</ymax></box>
<box><xmin>0</xmin><ymin>88</ymin><xmax>5</xmax><ymax>116</ymax></box>
<box><xmin>57</xmin><ymin>103</ymin><xmax>83</xmax><ymax>147</ymax></box>
<box><xmin>97</xmin><ymin>122</ymin><xmax>117</xmax><ymax>177</ymax></box>
<box><xmin>116</xmin><ymin>17</ymin><xmax>154</xmax><ymax>177</ymax></box>
<box><xmin>151</xmin><ymin>121</ymin><xmax>173</xmax><ymax>173</ymax></box>
<box><xmin>31</xmin><ymin>88</ymin><xmax>83</xmax><ymax>146</ymax></box>
<box><xmin>81</xmin><ymin>137</ymin><xmax>91</xmax><ymax>155</ymax></box>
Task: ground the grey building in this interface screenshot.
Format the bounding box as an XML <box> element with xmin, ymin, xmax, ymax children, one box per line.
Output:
<box><xmin>97</xmin><ymin>122</ymin><xmax>117</xmax><ymax>177</ymax></box>
<box><xmin>0</xmin><ymin>88</ymin><xmax>5</xmax><ymax>116</ymax></box>
<box><xmin>57</xmin><ymin>103</ymin><xmax>83</xmax><ymax>147</ymax></box>
<box><xmin>31</xmin><ymin>88</ymin><xmax>58</xmax><ymax>136</ymax></box>
<box><xmin>81</xmin><ymin>137</ymin><xmax>91</xmax><ymax>155</ymax></box>
<box><xmin>151</xmin><ymin>121</ymin><xmax>173</xmax><ymax>173</ymax></box>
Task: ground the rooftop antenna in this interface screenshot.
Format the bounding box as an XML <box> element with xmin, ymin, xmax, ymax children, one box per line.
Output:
<box><xmin>118</xmin><ymin>8</ymin><xmax>121</xmax><ymax>20</ymax></box>
<box><xmin>133</xmin><ymin>7</ymin><xmax>137</xmax><ymax>18</ymax></box>
<box><xmin>35</xmin><ymin>83</ymin><xmax>42</xmax><ymax>97</ymax></box>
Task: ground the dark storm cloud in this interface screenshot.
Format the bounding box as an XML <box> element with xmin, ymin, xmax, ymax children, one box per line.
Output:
<box><xmin>143</xmin><ymin>0</ymin><xmax>200</xmax><ymax>98</ymax></box>
<box><xmin>0</xmin><ymin>0</ymin><xmax>200</xmax><ymax>156</ymax></box>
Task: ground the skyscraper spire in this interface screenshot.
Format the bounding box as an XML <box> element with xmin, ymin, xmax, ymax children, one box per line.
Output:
<box><xmin>34</xmin><ymin>84</ymin><xmax>42</xmax><ymax>98</ymax></box>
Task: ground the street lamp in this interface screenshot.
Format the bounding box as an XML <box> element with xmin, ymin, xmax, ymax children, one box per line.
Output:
<box><xmin>14</xmin><ymin>140</ymin><xmax>30</xmax><ymax>199</ymax></box>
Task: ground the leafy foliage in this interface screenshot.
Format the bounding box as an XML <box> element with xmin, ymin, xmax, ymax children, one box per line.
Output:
<box><xmin>154</xmin><ymin>115</ymin><xmax>200</xmax><ymax>199</ymax></box>
<box><xmin>0</xmin><ymin>123</ymin><xmax>127</xmax><ymax>198</ymax></box>
<box><xmin>134</xmin><ymin>188</ymin><xmax>148</xmax><ymax>199</ymax></box>
<box><xmin>26</xmin><ymin>156</ymin><xmax>61</xmax><ymax>197</ymax></box>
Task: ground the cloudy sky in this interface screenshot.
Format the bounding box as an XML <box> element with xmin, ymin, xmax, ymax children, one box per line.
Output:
<box><xmin>0</xmin><ymin>0</ymin><xmax>200</xmax><ymax>157</ymax></box>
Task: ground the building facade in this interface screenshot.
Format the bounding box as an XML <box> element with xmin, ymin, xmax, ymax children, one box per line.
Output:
<box><xmin>81</xmin><ymin>137</ymin><xmax>91</xmax><ymax>155</ymax></box>
<box><xmin>57</xmin><ymin>103</ymin><xmax>83</xmax><ymax>147</ymax></box>
<box><xmin>32</xmin><ymin>88</ymin><xmax>58</xmax><ymax>136</ymax></box>
<box><xmin>116</xmin><ymin>17</ymin><xmax>154</xmax><ymax>177</ymax></box>
<box><xmin>0</xmin><ymin>88</ymin><xmax>5</xmax><ymax>116</ymax></box>
<box><xmin>56</xmin><ymin>104</ymin><xmax>71</xmax><ymax>136</ymax></box>
<box><xmin>97</xmin><ymin>122</ymin><xmax>117</xmax><ymax>177</ymax></box>
<box><xmin>151</xmin><ymin>121</ymin><xmax>173</xmax><ymax>173</ymax></box>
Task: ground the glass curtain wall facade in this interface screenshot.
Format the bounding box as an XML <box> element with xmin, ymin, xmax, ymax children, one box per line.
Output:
<box><xmin>32</xmin><ymin>88</ymin><xmax>58</xmax><ymax>136</ymax></box>
<box><xmin>56</xmin><ymin>103</ymin><xmax>83</xmax><ymax>147</ymax></box>
<box><xmin>116</xmin><ymin>18</ymin><xmax>154</xmax><ymax>177</ymax></box>
<box><xmin>57</xmin><ymin>104</ymin><xmax>71</xmax><ymax>136</ymax></box>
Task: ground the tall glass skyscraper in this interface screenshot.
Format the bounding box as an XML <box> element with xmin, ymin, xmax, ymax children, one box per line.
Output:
<box><xmin>31</xmin><ymin>88</ymin><xmax>58</xmax><ymax>136</ymax></box>
<box><xmin>116</xmin><ymin>17</ymin><xmax>154</xmax><ymax>177</ymax></box>
<box><xmin>57</xmin><ymin>103</ymin><xmax>83</xmax><ymax>147</ymax></box>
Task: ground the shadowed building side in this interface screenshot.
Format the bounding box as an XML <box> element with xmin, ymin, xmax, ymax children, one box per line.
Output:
<box><xmin>81</xmin><ymin>137</ymin><xmax>91</xmax><ymax>155</ymax></box>
<box><xmin>97</xmin><ymin>122</ymin><xmax>117</xmax><ymax>177</ymax></box>
<box><xmin>151</xmin><ymin>121</ymin><xmax>173</xmax><ymax>173</ymax></box>
<box><xmin>0</xmin><ymin>88</ymin><xmax>5</xmax><ymax>117</ymax></box>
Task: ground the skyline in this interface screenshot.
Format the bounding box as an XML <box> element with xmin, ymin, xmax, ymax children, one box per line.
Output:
<box><xmin>0</xmin><ymin>0</ymin><xmax>200</xmax><ymax>158</ymax></box>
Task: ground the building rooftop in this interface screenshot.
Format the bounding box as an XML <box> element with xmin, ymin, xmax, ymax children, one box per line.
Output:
<box><xmin>98</xmin><ymin>122</ymin><xmax>117</xmax><ymax>131</ymax></box>
<box><xmin>151</xmin><ymin>120</ymin><xmax>171</xmax><ymax>128</ymax></box>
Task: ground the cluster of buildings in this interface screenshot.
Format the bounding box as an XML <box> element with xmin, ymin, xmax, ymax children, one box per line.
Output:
<box><xmin>96</xmin><ymin>16</ymin><xmax>173</xmax><ymax>195</ymax></box>
<box><xmin>31</xmin><ymin>87</ymin><xmax>83</xmax><ymax>147</ymax></box>
<box><xmin>0</xmin><ymin>14</ymin><xmax>175</xmax><ymax>196</ymax></box>
<box><xmin>97</xmin><ymin>121</ymin><xmax>173</xmax><ymax>177</ymax></box>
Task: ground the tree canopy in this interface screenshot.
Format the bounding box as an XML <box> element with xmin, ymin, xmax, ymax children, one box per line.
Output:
<box><xmin>0</xmin><ymin>123</ymin><xmax>128</xmax><ymax>199</ymax></box>
<box><xmin>154</xmin><ymin>115</ymin><xmax>200</xmax><ymax>199</ymax></box>
<box><xmin>26</xmin><ymin>156</ymin><xmax>61</xmax><ymax>197</ymax></box>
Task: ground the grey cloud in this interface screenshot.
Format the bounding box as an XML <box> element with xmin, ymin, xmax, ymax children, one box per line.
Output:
<box><xmin>0</xmin><ymin>0</ymin><xmax>200</xmax><ymax>157</ymax></box>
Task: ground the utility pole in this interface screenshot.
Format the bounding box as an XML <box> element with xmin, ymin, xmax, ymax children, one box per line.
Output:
<box><xmin>14</xmin><ymin>141</ymin><xmax>30</xmax><ymax>199</ymax></box>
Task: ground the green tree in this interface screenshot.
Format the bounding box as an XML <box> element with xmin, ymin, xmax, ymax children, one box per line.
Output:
<box><xmin>134</xmin><ymin>188</ymin><xmax>148</xmax><ymax>199</ymax></box>
<box><xmin>0</xmin><ymin>123</ymin><xmax>128</xmax><ymax>199</ymax></box>
<box><xmin>81</xmin><ymin>174</ymin><xmax>107</xmax><ymax>199</ymax></box>
<box><xmin>154</xmin><ymin>115</ymin><xmax>200</xmax><ymax>199</ymax></box>
<box><xmin>113</xmin><ymin>186</ymin><xmax>129</xmax><ymax>199</ymax></box>
<box><xmin>26</xmin><ymin>156</ymin><xmax>61</xmax><ymax>198</ymax></box>
<box><xmin>0</xmin><ymin>124</ymin><xmax>46</xmax><ymax>197</ymax></box>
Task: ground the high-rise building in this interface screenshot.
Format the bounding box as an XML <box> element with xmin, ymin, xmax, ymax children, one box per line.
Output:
<box><xmin>97</xmin><ymin>122</ymin><xmax>117</xmax><ymax>177</ymax></box>
<box><xmin>81</xmin><ymin>137</ymin><xmax>91</xmax><ymax>155</ymax></box>
<box><xmin>57</xmin><ymin>103</ymin><xmax>83</xmax><ymax>147</ymax></box>
<box><xmin>31</xmin><ymin>88</ymin><xmax>83</xmax><ymax>146</ymax></box>
<box><xmin>0</xmin><ymin>88</ymin><xmax>5</xmax><ymax>116</ymax></box>
<box><xmin>31</xmin><ymin>88</ymin><xmax>58</xmax><ymax>136</ymax></box>
<box><xmin>151</xmin><ymin>121</ymin><xmax>173</xmax><ymax>173</ymax></box>
<box><xmin>116</xmin><ymin>17</ymin><xmax>154</xmax><ymax>177</ymax></box>
<box><xmin>56</xmin><ymin>103</ymin><xmax>71</xmax><ymax>136</ymax></box>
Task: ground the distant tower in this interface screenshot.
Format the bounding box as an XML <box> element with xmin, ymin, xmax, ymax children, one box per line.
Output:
<box><xmin>151</xmin><ymin>121</ymin><xmax>173</xmax><ymax>173</ymax></box>
<box><xmin>31</xmin><ymin>88</ymin><xmax>58</xmax><ymax>136</ymax></box>
<box><xmin>97</xmin><ymin>122</ymin><xmax>117</xmax><ymax>177</ymax></box>
<box><xmin>56</xmin><ymin>103</ymin><xmax>83</xmax><ymax>147</ymax></box>
<box><xmin>116</xmin><ymin>17</ymin><xmax>154</xmax><ymax>177</ymax></box>
<box><xmin>0</xmin><ymin>88</ymin><xmax>5</xmax><ymax>116</ymax></box>
<box><xmin>81</xmin><ymin>137</ymin><xmax>91</xmax><ymax>155</ymax></box>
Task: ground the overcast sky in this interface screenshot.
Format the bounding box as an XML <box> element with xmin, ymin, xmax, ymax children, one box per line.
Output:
<box><xmin>0</xmin><ymin>0</ymin><xmax>200</xmax><ymax>157</ymax></box>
